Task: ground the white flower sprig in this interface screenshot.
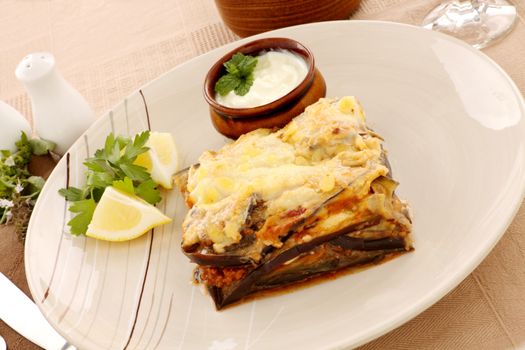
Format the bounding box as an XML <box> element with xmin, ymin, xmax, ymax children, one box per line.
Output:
<box><xmin>0</xmin><ymin>198</ymin><xmax>14</xmax><ymax>208</ymax></box>
<box><xmin>14</xmin><ymin>182</ymin><xmax>24</xmax><ymax>194</ymax></box>
<box><xmin>0</xmin><ymin>199</ymin><xmax>14</xmax><ymax>224</ymax></box>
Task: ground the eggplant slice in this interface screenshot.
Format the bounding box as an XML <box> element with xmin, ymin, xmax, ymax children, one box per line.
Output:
<box><xmin>176</xmin><ymin>97</ymin><xmax>413</xmax><ymax>309</ymax></box>
<box><xmin>190</xmin><ymin>194</ymin><xmax>411</xmax><ymax>309</ymax></box>
<box><xmin>202</xmin><ymin>234</ymin><xmax>410</xmax><ymax>309</ymax></box>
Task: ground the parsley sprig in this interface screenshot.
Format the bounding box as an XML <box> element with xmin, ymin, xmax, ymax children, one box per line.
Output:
<box><xmin>215</xmin><ymin>53</ymin><xmax>258</xmax><ymax>97</ymax></box>
<box><xmin>59</xmin><ymin>131</ymin><xmax>161</xmax><ymax>236</ymax></box>
<box><xmin>1</xmin><ymin>132</ymin><xmax>55</xmax><ymax>238</ymax></box>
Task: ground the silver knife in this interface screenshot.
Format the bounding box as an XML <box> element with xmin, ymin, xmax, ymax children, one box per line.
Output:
<box><xmin>0</xmin><ymin>272</ymin><xmax>76</xmax><ymax>350</ymax></box>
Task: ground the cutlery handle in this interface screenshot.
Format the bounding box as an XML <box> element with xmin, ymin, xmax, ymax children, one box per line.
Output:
<box><xmin>0</xmin><ymin>273</ymin><xmax>73</xmax><ymax>350</ymax></box>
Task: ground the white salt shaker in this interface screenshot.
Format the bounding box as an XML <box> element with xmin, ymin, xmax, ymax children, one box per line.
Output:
<box><xmin>15</xmin><ymin>52</ymin><xmax>95</xmax><ymax>155</ymax></box>
<box><xmin>0</xmin><ymin>100</ymin><xmax>32</xmax><ymax>152</ymax></box>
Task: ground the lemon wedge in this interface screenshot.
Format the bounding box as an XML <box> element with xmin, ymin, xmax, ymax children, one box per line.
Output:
<box><xmin>86</xmin><ymin>186</ymin><xmax>171</xmax><ymax>241</ymax></box>
<box><xmin>134</xmin><ymin>132</ymin><xmax>179</xmax><ymax>189</ymax></box>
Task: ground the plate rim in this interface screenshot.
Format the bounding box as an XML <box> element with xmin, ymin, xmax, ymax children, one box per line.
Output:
<box><xmin>25</xmin><ymin>20</ymin><xmax>525</xmax><ymax>350</ymax></box>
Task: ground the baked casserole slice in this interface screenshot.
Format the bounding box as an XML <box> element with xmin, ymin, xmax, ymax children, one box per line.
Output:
<box><xmin>176</xmin><ymin>97</ymin><xmax>412</xmax><ymax>309</ymax></box>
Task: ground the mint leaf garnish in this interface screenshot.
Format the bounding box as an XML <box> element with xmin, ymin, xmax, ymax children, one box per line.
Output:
<box><xmin>215</xmin><ymin>53</ymin><xmax>258</xmax><ymax>97</ymax></box>
<box><xmin>215</xmin><ymin>75</ymin><xmax>241</xmax><ymax>96</ymax></box>
<box><xmin>235</xmin><ymin>72</ymin><xmax>254</xmax><ymax>96</ymax></box>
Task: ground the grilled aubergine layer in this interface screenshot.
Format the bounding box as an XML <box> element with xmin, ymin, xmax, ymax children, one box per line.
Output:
<box><xmin>175</xmin><ymin>97</ymin><xmax>413</xmax><ymax>309</ymax></box>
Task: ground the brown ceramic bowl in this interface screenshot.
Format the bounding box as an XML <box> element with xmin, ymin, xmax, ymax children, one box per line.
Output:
<box><xmin>214</xmin><ymin>0</ymin><xmax>361</xmax><ymax>38</ymax></box>
<box><xmin>204</xmin><ymin>37</ymin><xmax>326</xmax><ymax>139</ymax></box>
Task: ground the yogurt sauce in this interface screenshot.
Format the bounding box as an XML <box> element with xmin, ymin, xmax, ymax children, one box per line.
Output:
<box><xmin>216</xmin><ymin>50</ymin><xmax>308</xmax><ymax>108</ymax></box>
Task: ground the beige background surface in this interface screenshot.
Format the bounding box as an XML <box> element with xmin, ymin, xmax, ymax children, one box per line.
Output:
<box><xmin>1</xmin><ymin>0</ymin><xmax>524</xmax><ymax>349</ymax></box>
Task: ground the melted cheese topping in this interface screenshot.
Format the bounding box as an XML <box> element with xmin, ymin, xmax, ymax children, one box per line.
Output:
<box><xmin>183</xmin><ymin>97</ymin><xmax>387</xmax><ymax>252</ymax></box>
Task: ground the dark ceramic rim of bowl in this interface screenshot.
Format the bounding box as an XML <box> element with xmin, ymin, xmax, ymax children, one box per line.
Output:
<box><xmin>203</xmin><ymin>37</ymin><xmax>315</xmax><ymax>119</ymax></box>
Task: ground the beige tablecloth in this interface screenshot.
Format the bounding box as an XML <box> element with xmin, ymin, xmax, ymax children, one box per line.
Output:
<box><xmin>1</xmin><ymin>1</ymin><xmax>524</xmax><ymax>349</ymax></box>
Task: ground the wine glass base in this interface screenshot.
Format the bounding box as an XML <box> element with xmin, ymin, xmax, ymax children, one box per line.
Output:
<box><xmin>422</xmin><ymin>0</ymin><xmax>517</xmax><ymax>49</ymax></box>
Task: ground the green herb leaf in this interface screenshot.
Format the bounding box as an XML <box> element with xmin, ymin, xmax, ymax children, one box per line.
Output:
<box><xmin>26</xmin><ymin>176</ymin><xmax>45</xmax><ymax>193</ymax></box>
<box><xmin>59</xmin><ymin>187</ymin><xmax>85</xmax><ymax>201</ymax></box>
<box><xmin>104</xmin><ymin>133</ymin><xmax>121</xmax><ymax>163</ymax></box>
<box><xmin>57</xmin><ymin>131</ymin><xmax>163</xmax><ymax>236</ymax></box>
<box><xmin>112</xmin><ymin>177</ymin><xmax>135</xmax><ymax>195</ymax></box>
<box><xmin>16</xmin><ymin>131</ymin><xmax>29</xmax><ymax>148</ymax></box>
<box><xmin>214</xmin><ymin>53</ymin><xmax>258</xmax><ymax>97</ymax></box>
<box><xmin>123</xmin><ymin>131</ymin><xmax>150</xmax><ymax>160</ymax></box>
<box><xmin>235</xmin><ymin>72</ymin><xmax>255</xmax><ymax>96</ymax></box>
<box><xmin>1</xmin><ymin>131</ymin><xmax>54</xmax><ymax>238</ymax></box>
<box><xmin>119</xmin><ymin>163</ymin><xmax>150</xmax><ymax>182</ymax></box>
<box><xmin>215</xmin><ymin>74</ymin><xmax>241</xmax><ymax>96</ymax></box>
<box><xmin>84</xmin><ymin>158</ymin><xmax>111</xmax><ymax>173</ymax></box>
<box><xmin>226</xmin><ymin>53</ymin><xmax>245</xmax><ymax>72</ymax></box>
<box><xmin>86</xmin><ymin>171</ymin><xmax>114</xmax><ymax>189</ymax></box>
<box><xmin>13</xmin><ymin>132</ymin><xmax>33</xmax><ymax>166</ymax></box>
<box><xmin>67</xmin><ymin>198</ymin><xmax>96</xmax><ymax>235</ymax></box>
<box><xmin>224</xmin><ymin>61</ymin><xmax>240</xmax><ymax>76</ymax></box>
<box><xmin>28</xmin><ymin>138</ymin><xmax>56</xmax><ymax>155</ymax></box>
<box><xmin>116</xmin><ymin>135</ymin><xmax>131</xmax><ymax>149</ymax></box>
<box><xmin>136</xmin><ymin>179</ymin><xmax>161</xmax><ymax>204</ymax></box>
<box><xmin>237</xmin><ymin>54</ymin><xmax>258</xmax><ymax>76</ymax></box>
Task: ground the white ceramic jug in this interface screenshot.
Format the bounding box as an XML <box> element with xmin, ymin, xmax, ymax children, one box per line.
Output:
<box><xmin>0</xmin><ymin>100</ymin><xmax>32</xmax><ymax>153</ymax></box>
<box><xmin>15</xmin><ymin>52</ymin><xmax>95</xmax><ymax>155</ymax></box>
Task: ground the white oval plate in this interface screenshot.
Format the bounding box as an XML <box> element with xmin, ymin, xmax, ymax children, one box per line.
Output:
<box><xmin>25</xmin><ymin>21</ymin><xmax>525</xmax><ymax>350</ymax></box>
